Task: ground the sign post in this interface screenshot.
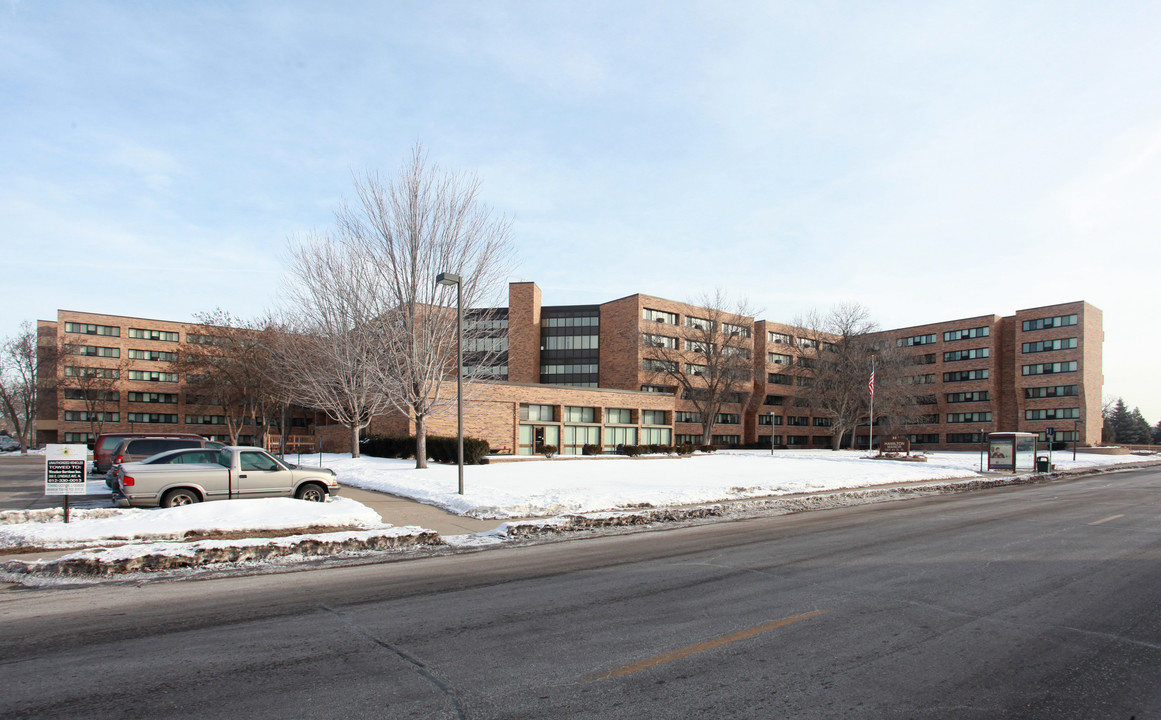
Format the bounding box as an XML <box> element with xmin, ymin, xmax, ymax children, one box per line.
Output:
<box><xmin>45</xmin><ymin>444</ymin><xmax>88</xmax><ymax>523</ymax></box>
<box><xmin>1046</xmin><ymin>426</ymin><xmax>1055</xmax><ymax>467</ymax></box>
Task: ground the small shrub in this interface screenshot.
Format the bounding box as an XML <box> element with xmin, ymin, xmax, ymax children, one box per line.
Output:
<box><xmin>676</xmin><ymin>443</ymin><xmax>696</xmax><ymax>455</ymax></box>
<box><xmin>697</xmin><ymin>444</ymin><xmax>717</xmax><ymax>454</ymax></box>
<box><xmin>540</xmin><ymin>444</ymin><xmax>557</xmax><ymax>458</ymax></box>
<box><xmin>622</xmin><ymin>445</ymin><xmax>642</xmax><ymax>457</ymax></box>
<box><xmin>582</xmin><ymin>444</ymin><xmax>602</xmax><ymax>456</ymax></box>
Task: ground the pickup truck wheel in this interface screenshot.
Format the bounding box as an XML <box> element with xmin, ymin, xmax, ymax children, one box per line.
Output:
<box><xmin>162</xmin><ymin>488</ymin><xmax>200</xmax><ymax>508</ymax></box>
<box><xmin>295</xmin><ymin>484</ymin><xmax>327</xmax><ymax>502</ymax></box>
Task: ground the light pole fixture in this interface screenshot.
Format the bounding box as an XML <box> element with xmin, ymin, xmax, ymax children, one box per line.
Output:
<box><xmin>436</xmin><ymin>271</ymin><xmax>464</xmax><ymax>495</ymax></box>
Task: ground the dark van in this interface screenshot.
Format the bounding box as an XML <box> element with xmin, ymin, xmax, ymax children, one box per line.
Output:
<box><xmin>93</xmin><ymin>432</ymin><xmax>206</xmax><ymax>474</ymax></box>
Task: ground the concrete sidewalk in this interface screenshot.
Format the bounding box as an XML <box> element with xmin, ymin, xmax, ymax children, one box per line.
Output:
<box><xmin>337</xmin><ymin>487</ymin><xmax>503</xmax><ymax>536</ymax></box>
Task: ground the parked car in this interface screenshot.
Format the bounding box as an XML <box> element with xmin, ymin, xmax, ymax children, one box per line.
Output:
<box><xmin>112</xmin><ymin>446</ymin><xmax>340</xmax><ymax>508</ymax></box>
<box><xmin>0</xmin><ymin>435</ymin><xmax>20</xmax><ymax>452</ymax></box>
<box><xmin>104</xmin><ymin>437</ymin><xmax>225</xmax><ymax>487</ymax></box>
<box><xmin>106</xmin><ymin>446</ymin><xmax>227</xmax><ymax>488</ymax></box>
<box><xmin>92</xmin><ymin>432</ymin><xmax>206</xmax><ymax>474</ymax></box>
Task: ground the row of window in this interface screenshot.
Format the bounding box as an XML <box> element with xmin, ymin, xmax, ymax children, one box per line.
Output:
<box><xmin>1022</xmin><ymin>314</ymin><xmax>1077</xmax><ymax>332</ymax></box>
<box><xmin>542</xmin><ymin>315</ymin><xmax>598</xmax><ymax>328</ymax></box>
<box><xmin>541</xmin><ymin>363</ymin><xmax>599</xmax><ymax>375</ymax></box>
<box><xmin>898</xmin><ymin>333</ymin><xmax>937</xmax><ymax>347</ymax></box>
<box><xmin>1022</xmin><ymin>361</ymin><xmax>1077</xmax><ymax>376</ymax></box>
<box><xmin>542</xmin><ymin>335</ymin><xmax>597</xmax><ymax>350</ymax></box>
<box><xmin>945</xmin><ymin>348</ymin><xmax>989</xmax><ymax>362</ymax></box>
<box><xmin>519</xmin><ymin>404</ymin><xmax>668</xmax><ymax>425</ymax></box>
<box><xmin>1022</xmin><ymin>338</ymin><xmax>1077</xmax><ymax>354</ymax></box>
<box><xmin>1025</xmin><ymin>407</ymin><xmax>1080</xmax><ymax>420</ymax></box>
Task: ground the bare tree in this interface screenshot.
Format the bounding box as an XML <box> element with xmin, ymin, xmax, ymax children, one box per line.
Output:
<box><xmin>278</xmin><ymin>232</ymin><xmax>397</xmax><ymax>458</ymax></box>
<box><xmin>178</xmin><ymin>310</ymin><xmax>283</xmax><ymax>447</ymax></box>
<box><xmin>791</xmin><ymin>303</ymin><xmax>917</xmax><ymax>450</ymax></box>
<box><xmin>57</xmin><ymin>337</ymin><xmax>124</xmax><ymax>441</ymax></box>
<box><xmin>643</xmin><ymin>291</ymin><xmax>756</xmax><ymax>445</ymax></box>
<box><xmin>0</xmin><ymin>322</ymin><xmax>55</xmax><ymax>452</ymax></box>
<box><xmin>280</xmin><ymin>146</ymin><xmax>514</xmax><ymax>463</ymax></box>
<box><xmin>345</xmin><ymin>146</ymin><xmax>514</xmax><ymax>467</ymax></box>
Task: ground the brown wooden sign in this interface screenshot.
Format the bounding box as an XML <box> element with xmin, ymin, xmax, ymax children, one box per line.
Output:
<box><xmin>878</xmin><ymin>436</ymin><xmax>910</xmax><ymax>455</ymax></box>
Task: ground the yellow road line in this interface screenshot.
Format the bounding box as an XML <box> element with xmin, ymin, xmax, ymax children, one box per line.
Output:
<box><xmin>1089</xmin><ymin>514</ymin><xmax>1126</xmax><ymax>526</ymax></box>
<box><xmin>585</xmin><ymin>609</ymin><xmax>828</xmax><ymax>682</ymax></box>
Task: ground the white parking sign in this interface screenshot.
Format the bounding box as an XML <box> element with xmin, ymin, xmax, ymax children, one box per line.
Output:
<box><xmin>45</xmin><ymin>444</ymin><xmax>88</xmax><ymax>495</ymax></box>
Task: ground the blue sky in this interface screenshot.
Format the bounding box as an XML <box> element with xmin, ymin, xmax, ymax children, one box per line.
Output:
<box><xmin>4</xmin><ymin>1</ymin><xmax>1160</xmax><ymax>422</ymax></box>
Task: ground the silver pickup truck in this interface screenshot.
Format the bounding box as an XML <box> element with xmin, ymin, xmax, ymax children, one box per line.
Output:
<box><xmin>113</xmin><ymin>446</ymin><xmax>341</xmax><ymax>508</ymax></box>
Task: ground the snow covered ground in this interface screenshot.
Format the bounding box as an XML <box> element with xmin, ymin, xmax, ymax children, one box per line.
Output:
<box><xmin>2</xmin><ymin>448</ymin><xmax>1156</xmax><ymax>581</ymax></box>
<box><xmin>327</xmin><ymin>448</ymin><xmax>1156</xmax><ymax>519</ymax></box>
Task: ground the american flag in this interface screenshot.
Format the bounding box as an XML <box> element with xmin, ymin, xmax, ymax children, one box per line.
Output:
<box><xmin>868</xmin><ymin>367</ymin><xmax>875</xmax><ymax>397</ymax></box>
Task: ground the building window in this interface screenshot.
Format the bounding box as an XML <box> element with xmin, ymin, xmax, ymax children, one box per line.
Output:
<box><xmin>1025</xmin><ymin>408</ymin><xmax>1080</xmax><ymax>420</ymax></box>
<box><xmin>1022</xmin><ymin>361</ymin><xmax>1077</xmax><ymax>376</ymax></box>
<box><xmin>675</xmin><ymin>411</ymin><xmax>702</xmax><ymax>424</ymax></box>
<box><xmin>642</xmin><ymin>334</ymin><xmax>677</xmax><ymax>349</ymax></box>
<box><xmin>768</xmin><ymin>352</ymin><xmax>791</xmax><ymax>366</ymax></box>
<box><xmin>903</xmin><ymin>414</ymin><xmax>940</xmax><ymax>425</ymax></box>
<box><xmin>63</xmin><ymin>389</ymin><xmax>118</xmax><ymax>401</ymax></box>
<box><xmin>947</xmin><ymin>412</ymin><xmax>992</xmax><ymax>423</ymax></box>
<box><xmin>911</xmin><ymin>353</ymin><xmax>937</xmax><ymax>365</ymax></box>
<box><xmin>65</xmin><ymin>366</ymin><xmax>119</xmax><ymax>379</ymax></box>
<box><xmin>685</xmin><ymin>339</ymin><xmax>712</xmax><ymax>354</ymax></box>
<box><xmin>944</xmin><ymin>348</ymin><xmax>989</xmax><ymax>362</ymax></box>
<box><xmin>947</xmin><ymin>391</ymin><xmax>989</xmax><ymax>403</ymax></box>
<box><xmin>711</xmin><ymin>435</ymin><xmax>740</xmax><ymax>447</ymax></box>
<box><xmin>128</xmin><ymin>349</ymin><xmax>178</xmax><ymax>362</ymax></box>
<box><xmin>64</xmin><ymin>432</ymin><xmax>96</xmax><ymax>444</ymax></box>
<box><xmin>127</xmin><ymin>370</ymin><xmax>179</xmax><ymax>382</ymax></box>
<box><xmin>685</xmin><ymin>363</ymin><xmax>707</xmax><ymax>376</ymax></box>
<box><xmin>64</xmin><ymin>411</ymin><xmax>119</xmax><ymax>422</ymax></box>
<box><xmin>643</xmin><ymin>359</ymin><xmax>677</xmax><ymax>373</ymax></box>
<box><xmin>642</xmin><ymin>427</ymin><xmax>672</xmax><ymax>445</ymax></box>
<box><xmin>519</xmin><ymin>404</ymin><xmax>555</xmax><ymax>422</ymax></box>
<box><xmin>786</xmin><ymin>435</ymin><xmax>808</xmax><ymax>446</ymax></box>
<box><xmin>642</xmin><ymin>410</ymin><xmax>667</xmax><ymax>426</ymax></box>
<box><xmin>905</xmin><ymin>434</ymin><xmax>940</xmax><ymax>444</ymax></box>
<box><xmin>943</xmin><ymin>327</ymin><xmax>990</xmax><ymax>342</ymax></box>
<box><xmin>562</xmin><ymin>425</ymin><xmax>601</xmax><ymax>455</ymax></box>
<box><xmin>541</xmin><ymin>363</ymin><xmax>599</xmax><ymax>375</ymax></box>
<box><xmin>901</xmin><ymin>373</ymin><xmax>937</xmax><ymax>385</ymax></box>
<box><xmin>796</xmin><ymin>377</ymin><xmax>814</xmax><ymax>388</ymax></box>
<box><xmin>721</xmin><ymin>322</ymin><xmax>751</xmax><ymax>338</ymax></box>
<box><xmin>758</xmin><ymin>414</ymin><xmax>783</xmax><ymax>426</ymax></box>
<box><xmin>643</xmin><ymin>308</ymin><xmax>678</xmax><ymax>325</ymax></box>
<box><xmin>916</xmin><ymin>394</ymin><xmax>938</xmax><ymax>405</ymax></box>
<box><xmin>186</xmin><ymin>415</ymin><xmax>226</xmax><ymax>425</ymax></box>
<box><xmin>1039</xmin><ymin>430</ymin><xmax>1078</xmax><ymax>442</ymax></box>
<box><xmin>944</xmin><ymin>369</ymin><xmax>989</xmax><ymax>382</ymax></box>
<box><xmin>1022</xmin><ymin>314</ymin><xmax>1077</xmax><ymax>332</ymax></box>
<box><xmin>897</xmin><ymin>333</ymin><xmax>937</xmax><ymax>347</ymax></box>
<box><xmin>64</xmin><ymin>322</ymin><xmax>120</xmax><ymax>337</ymax></box>
<box><xmin>685</xmin><ymin>315</ymin><xmax>713</xmax><ymax>331</ymax></box>
<box><xmin>127</xmin><ymin>413</ymin><xmax>179</xmax><ymax>424</ymax></box>
<box><xmin>714</xmin><ymin>413</ymin><xmax>741</xmax><ymax>425</ymax></box>
<box><xmin>786</xmin><ymin>416</ymin><xmax>809</xmax><ymax>426</ymax></box>
<box><xmin>604</xmin><ymin>426</ymin><xmax>638</xmax><ymax>451</ymax></box>
<box><xmin>563</xmin><ymin>406</ymin><xmax>596</xmax><ymax>423</ymax></box>
<box><xmin>542</xmin><ymin>335</ymin><xmax>598</xmax><ymax>351</ymax></box>
<box><xmin>640</xmin><ymin>385</ymin><xmax>675</xmax><ymax>394</ymax></box>
<box><xmin>1022</xmin><ymin>338</ymin><xmax>1078</xmax><ymax>354</ymax></box>
<box><xmin>186</xmin><ymin>334</ymin><xmax>222</xmax><ymax>346</ymax></box>
<box><xmin>128</xmin><ymin>392</ymin><xmax>179</xmax><ymax>404</ymax></box>
<box><xmin>813</xmin><ymin>417</ymin><xmax>832</xmax><ymax>427</ymax></box>
<box><xmin>946</xmin><ymin>433</ymin><xmax>984</xmax><ymax>444</ymax></box>
<box><xmin>721</xmin><ymin>345</ymin><xmax>750</xmax><ymax>359</ymax></box>
<box><xmin>1025</xmin><ymin>385</ymin><xmax>1078</xmax><ymax>399</ymax></box>
<box><xmin>605</xmin><ymin>408</ymin><xmax>632</xmax><ymax>424</ymax></box>
<box><xmin>797</xmin><ymin>337</ymin><xmax>818</xmax><ymax>350</ymax></box>
<box><xmin>768</xmin><ymin>331</ymin><xmax>792</xmax><ymax>345</ymax></box>
<box><xmin>542</xmin><ymin>315</ymin><xmax>598</xmax><ymax>327</ymax></box>
<box><xmin>466</xmin><ymin>336</ymin><xmax>508</xmax><ymax>353</ymax></box>
<box><xmin>72</xmin><ymin>346</ymin><xmax>120</xmax><ymax>358</ymax></box>
<box><xmin>128</xmin><ymin>328</ymin><xmax>180</xmax><ymax>342</ymax></box>
<box><xmin>764</xmin><ymin>394</ymin><xmax>784</xmax><ymax>406</ymax></box>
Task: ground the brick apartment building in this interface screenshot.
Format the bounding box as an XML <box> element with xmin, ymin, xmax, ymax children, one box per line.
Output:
<box><xmin>37</xmin><ymin>288</ymin><xmax>1102</xmax><ymax>455</ymax></box>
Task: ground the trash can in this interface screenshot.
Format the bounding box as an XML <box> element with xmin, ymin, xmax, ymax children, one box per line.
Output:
<box><xmin>1036</xmin><ymin>455</ymin><xmax>1050</xmax><ymax>473</ymax></box>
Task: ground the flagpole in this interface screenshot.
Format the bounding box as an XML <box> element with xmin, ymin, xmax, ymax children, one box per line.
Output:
<box><xmin>869</xmin><ymin>357</ymin><xmax>875</xmax><ymax>455</ymax></box>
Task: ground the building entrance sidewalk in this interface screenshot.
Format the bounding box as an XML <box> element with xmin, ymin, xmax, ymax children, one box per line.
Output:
<box><xmin>340</xmin><ymin>487</ymin><xmax>503</xmax><ymax>536</ymax></box>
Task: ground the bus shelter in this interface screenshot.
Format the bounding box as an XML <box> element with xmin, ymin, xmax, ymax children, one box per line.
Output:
<box><xmin>987</xmin><ymin>432</ymin><xmax>1036</xmax><ymax>472</ymax></box>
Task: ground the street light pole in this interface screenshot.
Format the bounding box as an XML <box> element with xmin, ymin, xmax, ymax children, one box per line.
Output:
<box><xmin>436</xmin><ymin>271</ymin><xmax>464</xmax><ymax>495</ymax></box>
<box><xmin>769</xmin><ymin>411</ymin><xmax>775</xmax><ymax>455</ymax></box>
<box><xmin>1073</xmin><ymin>417</ymin><xmax>1079</xmax><ymax>461</ymax></box>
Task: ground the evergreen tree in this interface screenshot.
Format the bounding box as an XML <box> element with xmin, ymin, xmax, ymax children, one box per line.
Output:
<box><xmin>1153</xmin><ymin>419</ymin><xmax>1161</xmax><ymax>445</ymax></box>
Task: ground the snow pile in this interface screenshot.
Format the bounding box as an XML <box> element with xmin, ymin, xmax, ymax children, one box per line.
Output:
<box><xmin>6</xmin><ymin>526</ymin><xmax>442</xmax><ymax>577</ymax></box>
<box><xmin>326</xmin><ymin>448</ymin><xmax>1152</xmax><ymax>519</ymax></box>
<box><xmin>0</xmin><ymin>496</ymin><xmax>384</xmax><ymax>549</ymax></box>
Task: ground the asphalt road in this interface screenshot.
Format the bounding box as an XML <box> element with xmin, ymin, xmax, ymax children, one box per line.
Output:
<box><xmin>3</xmin><ymin>465</ymin><xmax>1160</xmax><ymax>719</ymax></box>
